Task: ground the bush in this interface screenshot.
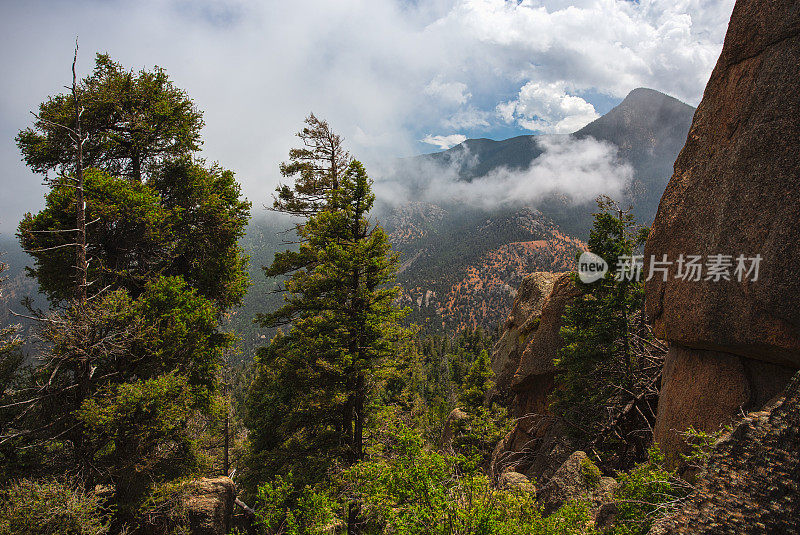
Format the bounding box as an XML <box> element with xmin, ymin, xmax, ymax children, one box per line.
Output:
<box><xmin>0</xmin><ymin>479</ymin><xmax>108</xmax><ymax>535</ymax></box>
<box><xmin>249</xmin><ymin>474</ymin><xmax>338</xmax><ymax>535</ymax></box>
<box><xmin>679</xmin><ymin>426</ymin><xmax>726</xmax><ymax>474</ymax></box>
<box><xmin>610</xmin><ymin>448</ymin><xmax>689</xmax><ymax>535</ymax></box>
<box><xmin>343</xmin><ymin>419</ymin><xmax>593</xmax><ymax>535</ymax></box>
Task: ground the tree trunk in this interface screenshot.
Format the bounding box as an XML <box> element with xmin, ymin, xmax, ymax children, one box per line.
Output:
<box><xmin>71</xmin><ymin>42</ymin><xmax>92</xmax><ymax>489</ymax></box>
<box><xmin>132</xmin><ymin>150</ymin><xmax>142</xmax><ymax>182</ymax></box>
<box><xmin>223</xmin><ymin>408</ymin><xmax>230</xmax><ymax>476</ymax></box>
<box><xmin>72</xmin><ymin>48</ymin><xmax>87</xmax><ymax>304</ymax></box>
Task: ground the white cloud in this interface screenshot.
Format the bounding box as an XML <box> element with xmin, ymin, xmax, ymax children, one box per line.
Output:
<box><xmin>442</xmin><ymin>106</ymin><xmax>492</xmax><ymax>129</ymax></box>
<box><xmin>431</xmin><ymin>0</ymin><xmax>735</xmax><ymax>102</ymax></box>
<box><xmin>424</xmin><ymin>75</ymin><xmax>471</xmax><ymax>105</ymax></box>
<box><xmin>420</xmin><ymin>134</ymin><xmax>467</xmax><ymax>150</ymax></box>
<box><xmin>497</xmin><ymin>81</ymin><xmax>599</xmax><ymax>133</ymax></box>
<box><xmin>0</xmin><ymin>0</ymin><xmax>735</xmax><ymax>231</ymax></box>
<box><xmin>379</xmin><ymin>135</ymin><xmax>634</xmax><ymax>208</ymax></box>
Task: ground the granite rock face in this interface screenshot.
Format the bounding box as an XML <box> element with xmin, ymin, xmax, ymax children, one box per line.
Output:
<box><xmin>644</xmin><ymin>0</ymin><xmax>800</xmax><ymax>365</ymax></box>
<box><xmin>490</xmin><ymin>272</ymin><xmax>578</xmax><ymax>482</ymax></box>
<box><xmin>644</xmin><ymin>0</ymin><xmax>800</xmax><ymax>461</ymax></box>
<box><xmin>491</xmin><ymin>272</ymin><xmax>578</xmax><ymax>417</ymax></box>
<box><xmin>491</xmin><ymin>271</ymin><xmax>561</xmax><ymax>401</ymax></box>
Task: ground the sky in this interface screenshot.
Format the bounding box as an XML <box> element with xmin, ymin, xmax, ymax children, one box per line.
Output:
<box><xmin>0</xmin><ymin>0</ymin><xmax>735</xmax><ymax>232</ymax></box>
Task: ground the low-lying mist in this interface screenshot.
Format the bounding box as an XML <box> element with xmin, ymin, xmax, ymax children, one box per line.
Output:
<box><xmin>373</xmin><ymin>135</ymin><xmax>633</xmax><ymax>211</ymax></box>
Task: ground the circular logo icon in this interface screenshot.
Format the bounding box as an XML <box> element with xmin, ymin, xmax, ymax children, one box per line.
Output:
<box><xmin>578</xmin><ymin>251</ymin><xmax>608</xmax><ymax>283</ymax></box>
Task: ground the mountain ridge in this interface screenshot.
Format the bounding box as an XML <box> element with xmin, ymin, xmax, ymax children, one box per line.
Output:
<box><xmin>383</xmin><ymin>87</ymin><xmax>695</xmax><ymax>333</ymax></box>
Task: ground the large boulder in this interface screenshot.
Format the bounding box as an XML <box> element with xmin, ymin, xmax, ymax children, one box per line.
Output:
<box><xmin>654</xmin><ymin>345</ymin><xmax>795</xmax><ymax>463</ymax></box>
<box><xmin>510</xmin><ymin>273</ymin><xmax>580</xmax><ymax>416</ymax></box>
<box><xmin>536</xmin><ymin>451</ymin><xmax>617</xmax><ymax>518</ymax></box>
<box><xmin>489</xmin><ymin>272</ymin><xmax>579</xmax><ymax>482</ymax></box>
<box><xmin>439</xmin><ymin>408</ymin><xmax>469</xmax><ymax>454</ymax></box>
<box><xmin>184</xmin><ymin>477</ymin><xmax>236</xmax><ymax>535</ymax></box>
<box><xmin>497</xmin><ymin>471</ymin><xmax>535</xmax><ymax>493</ymax></box>
<box><xmin>650</xmin><ymin>372</ymin><xmax>800</xmax><ymax>534</ymax></box>
<box><xmin>644</xmin><ymin>0</ymin><xmax>800</xmax><ymax>462</ymax></box>
<box><xmin>491</xmin><ymin>272</ymin><xmax>561</xmax><ymax>398</ymax></box>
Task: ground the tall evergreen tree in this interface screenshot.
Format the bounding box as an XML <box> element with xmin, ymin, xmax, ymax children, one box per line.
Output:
<box><xmin>459</xmin><ymin>349</ymin><xmax>493</xmax><ymax>412</ymax></box>
<box><xmin>5</xmin><ymin>52</ymin><xmax>249</xmax><ymax>523</ymax></box>
<box><xmin>248</xmin><ymin>159</ymin><xmax>405</xmax><ymax>531</ymax></box>
<box><xmin>552</xmin><ymin>196</ymin><xmax>656</xmax><ymax>464</ymax></box>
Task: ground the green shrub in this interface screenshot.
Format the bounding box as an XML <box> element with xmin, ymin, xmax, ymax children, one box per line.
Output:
<box><xmin>679</xmin><ymin>426</ymin><xmax>726</xmax><ymax>472</ymax></box>
<box><xmin>451</xmin><ymin>404</ymin><xmax>512</xmax><ymax>468</ymax></box>
<box><xmin>610</xmin><ymin>448</ymin><xmax>689</xmax><ymax>535</ymax></box>
<box><xmin>250</xmin><ymin>474</ymin><xmax>338</xmax><ymax>535</ymax></box>
<box><xmin>135</xmin><ymin>478</ymin><xmax>196</xmax><ymax>535</ymax></box>
<box><xmin>0</xmin><ymin>479</ymin><xmax>108</xmax><ymax>535</ymax></box>
<box><xmin>343</xmin><ymin>419</ymin><xmax>593</xmax><ymax>535</ymax></box>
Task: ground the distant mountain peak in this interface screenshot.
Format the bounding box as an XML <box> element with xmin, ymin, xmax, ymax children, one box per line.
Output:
<box><xmin>575</xmin><ymin>87</ymin><xmax>695</xmax><ymax>139</ymax></box>
<box><xmin>622</xmin><ymin>87</ymin><xmax>688</xmax><ymax>104</ymax></box>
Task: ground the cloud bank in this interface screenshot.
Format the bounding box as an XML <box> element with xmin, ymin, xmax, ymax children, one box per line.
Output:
<box><xmin>0</xmin><ymin>0</ymin><xmax>734</xmax><ymax>231</ymax></box>
<box><xmin>420</xmin><ymin>134</ymin><xmax>468</xmax><ymax>150</ymax></box>
<box><xmin>375</xmin><ymin>135</ymin><xmax>634</xmax><ymax>209</ymax></box>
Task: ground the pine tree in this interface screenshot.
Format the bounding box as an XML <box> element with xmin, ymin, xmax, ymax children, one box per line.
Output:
<box><xmin>248</xmin><ymin>160</ymin><xmax>406</xmax><ymax>528</ymax></box>
<box><xmin>16</xmin><ymin>51</ymin><xmax>249</xmax><ymax>309</ymax></box>
<box><xmin>273</xmin><ymin>113</ymin><xmax>351</xmax><ymax>218</ymax></box>
<box><xmin>459</xmin><ymin>348</ymin><xmax>509</xmax><ymax>463</ymax></box>
<box><xmin>552</xmin><ymin>196</ymin><xmax>653</xmax><ymax>459</ymax></box>
<box><xmin>459</xmin><ymin>349</ymin><xmax>493</xmax><ymax>411</ymax></box>
<box><xmin>5</xmin><ymin>53</ymin><xmax>248</xmax><ymax>519</ymax></box>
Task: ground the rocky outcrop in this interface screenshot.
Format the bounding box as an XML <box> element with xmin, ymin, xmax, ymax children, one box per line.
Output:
<box><xmin>439</xmin><ymin>408</ymin><xmax>469</xmax><ymax>454</ymax></box>
<box><xmin>537</xmin><ymin>451</ymin><xmax>617</xmax><ymax>519</ymax></box>
<box><xmin>490</xmin><ymin>272</ymin><xmax>578</xmax><ymax>482</ymax></box>
<box><xmin>491</xmin><ymin>271</ymin><xmax>561</xmax><ymax>400</ymax></box>
<box><xmin>644</xmin><ymin>0</ymin><xmax>800</xmax><ymax>462</ymax></box>
<box><xmin>491</xmin><ymin>272</ymin><xmax>578</xmax><ymax>417</ymax></box>
<box><xmin>510</xmin><ymin>274</ymin><xmax>579</xmax><ymax>416</ymax></box>
<box><xmin>184</xmin><ymin>477</ymin><xmax>236</xmax><ymax>535</ymax></box>
<box><xmin>650</xmin><ymin>372</ymin><xmax>800</xmax><ymax>534</ymax></box>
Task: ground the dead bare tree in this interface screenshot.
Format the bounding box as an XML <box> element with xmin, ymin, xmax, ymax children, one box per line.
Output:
<box><xmin>21</xmin><ymin>40</ymin><xmax>91</xmax><ymax>304</ymax></box>
<box><xmin>71</xmin><ymin>43</ymin><xmax>88</xmax><ymax>304</ymax></box>
<box><xmin>1</xmin><ymin>40</ymin><xmax>109</xmax><ymax>484</ymax></box>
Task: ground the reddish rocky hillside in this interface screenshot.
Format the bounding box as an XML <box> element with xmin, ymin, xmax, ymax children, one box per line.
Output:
<box><xmin>439</xmin><ymin>235</ymin><xmax>583</xmax><ymax>332</ymax></box>
<box><xmin>388</xmin><ymin>204</ymin><xmax>585</xmax><ymax>332</ymax></box>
